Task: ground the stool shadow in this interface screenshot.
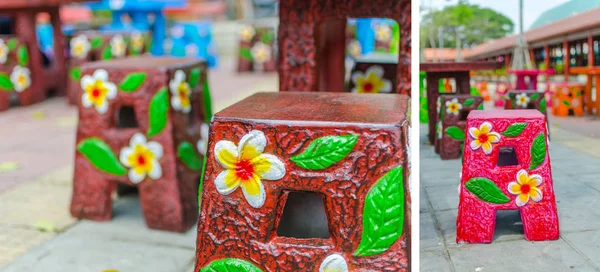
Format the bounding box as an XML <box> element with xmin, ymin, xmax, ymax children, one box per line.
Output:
<box><xmin>493</xmin><ymin>210</ymin><xmax>524</xmax><ymax>241</ymax></box>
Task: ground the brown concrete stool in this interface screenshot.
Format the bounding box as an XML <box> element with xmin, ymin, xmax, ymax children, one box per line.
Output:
<box><xmin>71</xmin><ymin>56</ymin><xmax>208</xmax><ymax>232</ymax></box>
<box><xmin>348</xmin><ymin>53</ymin><xmax>397</xmax><ymax>93</ymax></box>
<box><xmin>0</xmin><ymin>35</ymin><xmax>42</xmax><ymax>111</ymax></box>
<box><xmin>435</xmin><ymin>94</ymin><xmax>483</xmax><ymax>160</ymax></box>
<box><xmin>195</xmin><ymin>92</ymin><xmax>410</xmax><ymax>271</ymax></box>
<box><xmin>237</xmin><ymin>25</ymin><xmax>276</xmax><ymax>72</ymax></box>
<box><xmin>504</xmin><ymin>90</ymin><xmax>547</xmax><ymax>118</ymax></box>
<box><xmin>67</xmin><ymin>30</ymin><xmax>150</xmax><ymax>104</ymax></box>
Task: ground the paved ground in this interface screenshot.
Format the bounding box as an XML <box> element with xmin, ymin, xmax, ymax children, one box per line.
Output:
<box><xmin>0</xmin><ymin>57</ymin><xmax>277</xmax><ymax>271</ymax></box>
<box><xmin>420</xmin><ymin>109</ymin><xmax>600</xmax><ymax>272</ymax></box>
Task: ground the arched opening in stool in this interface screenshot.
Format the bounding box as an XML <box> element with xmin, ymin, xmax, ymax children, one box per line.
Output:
<box><xmin>116</xmin><ymin>106</ymin><xmax>139</xmax><ymax>128</ymax></box>
<box><xmin>526</xmin><ymin>102</ymin><xmax>536</xmax><ymax>109</ymax></box>
<box><xmin>494</xmin><ymin>210</ymin><xmax>523</xmax><ymax>240</ymax></box>
<box><xmin>276</xmin><ymin>191</ymin><xmax>331</xmax><ymax>239</ymax></box>
<box><xmin>497</xmin><ymin>146</ymin><xmax>519</xmax><ymax>167</ymax></box>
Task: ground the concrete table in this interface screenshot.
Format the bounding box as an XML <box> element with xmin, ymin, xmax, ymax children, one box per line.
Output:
<box><xmin>507</xmin><ymin>69</ymin><xmax>555</xmax><ymax>90</ymax></box>
<box><xmin>420</xmin><ymin>61</ymin><xmax>502</xmax><ymax>144</ymax></box>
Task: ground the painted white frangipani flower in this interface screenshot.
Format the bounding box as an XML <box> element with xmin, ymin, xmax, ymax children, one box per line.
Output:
<box><xmin>445</xmin><ymin>98</ymin><xmax>463</xmax><ymax>115</ymax></box>
<box><xmin>10</xmin><ymin>65</ymin><xmax>31</xmax><ymax>92</ymax></box>
<box><xmin>347</xmin><ymin>40</ymin><xmax>362</xmax><ymax>58</ymax></box>
<box><xmin>515</xmin><ymin>93</ymin><xmax>530</xmax><ymax>107</ymax></box>
<box><xmin>119</xmin><ymin>133</ymin><xmax>163</xmax><ymax>183</ymax></box>
<box><xmin>508</xmin><ymin>169</ymin><xmax>543</xmax><ymax>207</ymax></box>
<box><xmin>110</xmin><ymin>34</ymin><xmax>127</xmax><ymax>57</ymax></box>
<box><xmin>169</xmin><ymin>70</ymin><xmax>192</xmax><ymax>113</ymax></box>
<box><xmin>319</xmin><ymin>254</ymin><xmax>349</xmax><ymax>272</ymax></box>
<box><xmin>250</xmin><ymin>42</ymin><xmax>271</xmax><ymax>64</ymax></box>
<box><xmin>0</xmin><ymin>39</ymin><xmax>9</xmax><ymax>64</ymax></box>
<box><xmin>130</xmin><ymin>31</ymin><xmax>145</xmax><ymax>52</ymax></box>
<box><xmin>80</xmin><ymin>69</ymin><xmax>117</xmax><ymax>114</ymax></box>
<box><xmin>196</xmin><ymin>123</ymin><xmax>210</xmax><ymax>156</ymax></box>
<box><xmin>350</xmin><ymin>65</ymin><xmax>392</xmax><ymax>93</ymax></box>
<box><xmin>239</xmin><ymin>25</ymin><xmax>256</xmax><ymax>42</ymax></box>
<box><xmin>375</xmin><ymin>24</ymin><xmax>392</xmax><ymax>42</ymax></box>
<box><xmin>70</xmin><ymin>34</ymin><xmax>91</xmax><ymax>59</ymax></box>
<box><xmin>468</xmin><ymin>122</ymin><xmax>501</xmax><ymax>155</ymax></box>
<box><xmin>214</xmin><ymin>130</ymin><xmax>285</xmax><ymax>208</ymax></box>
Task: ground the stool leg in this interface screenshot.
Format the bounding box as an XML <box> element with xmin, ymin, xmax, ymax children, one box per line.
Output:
<box><xmin>70</xmin><ymin>157</ymin><xmax>114</xmax><ymax>221</ymax></box>
<box><xmin>457</xmin><ymin>195</ymin><xmax>496</xmax><ymax>243</ymax></box>
<box><xmin>521</xmin><ymin>201</ymin><xmax>559</xmax><ymax>241</ymax></box>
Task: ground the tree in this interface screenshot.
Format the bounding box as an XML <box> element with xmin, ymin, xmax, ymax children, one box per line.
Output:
<box><xmin>421</xmin><ymin>2</ymin><xmax>514</xmax><ymax>50</ymax></box>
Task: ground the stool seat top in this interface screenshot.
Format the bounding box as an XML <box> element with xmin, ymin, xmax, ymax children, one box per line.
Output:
<box><xmin>420</xmin><ymin>61</ymin><xmax>502</xmax><ymax>72</ymax></box>
<box><xmin>216</xmin><ymin>92</ymin><xmax>409</xmax><ymax>126</ymax></box>
<box><xmin>84</xmin><ymin>56</ymin><xmax>203</xmax><ymax>70</ymax></box>
<box><xmin>468</xmin><ymin>110</ymin><xmax>544</xmax><ymax>120</ymax></box>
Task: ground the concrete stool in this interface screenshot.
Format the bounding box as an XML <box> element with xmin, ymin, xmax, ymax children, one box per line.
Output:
<box><xmin>67</xmin><ymin>30</ymin><xmax>150</xmax><ymax>104</ymax></box>
<box><xmin>457</xmin><ymin>110</ymin><xmax>559</xmax><ymax>243</ymax></box>
<box><xmin>237</xmin><ymin>25</ymin><xmax>276</xmax><ymax>72</ymax></box>
<box><xmin>0</xmin><ymin>35</ymin><xmax>43</xmax><ymax>111</ymax></box>
<box><xmin>195</xmin><ymin>92</ymin><xmax>410</xmax><ymax>271</ymax></box>
<box><xmin>71</xmin><ymin>56</ymin><xmax>208</xmax><ymax>232</ymax></box>
<box><xmin>434</xmin><ymin>94</ymin><xmax>483</xmax><ymax>160</ymax></box>
<box><xmin>552</xmin><ymin>83</ymin><xmax>584</xmax><ymax>117</ymax></box>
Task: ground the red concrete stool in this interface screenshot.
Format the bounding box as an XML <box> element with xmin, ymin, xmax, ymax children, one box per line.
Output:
<box><xmin>237</xmin><ymin>25</ymin><xmax>276</xmax><ymax>72</ymax></box>
<box><xmin>348</xmin><ymin>53</ymin><xmax>396</xmax><ymax>93</ymax></box>
<box><xmin>551</xmin><ymin>83</ymin><xmax>584</xmax><ymax>117</ymax></box>
<box><xmin>71</xmin><ymin>56</ymin><xmax>208</xmax><ymax>232</ymax></box>
<box><xmin>493</xmin><ymin>82</ymin><xmax>510</xmax><ymax>108</ymax></box>
<box><xmin>195</xmin><ymin>92</ymin><xmax>410</xmax><ymax>271</ymax></box>
<box><xmin>434</xmin><ymin>94</ymin><xmax>483</xmax><ymax>160</ymax></box>
<box><xmin>0</xmin><ymin>35</ymin><xmax>44</xmax><ymax>111</ymax></box>
<box><xmin>67</xmin><ymin>30</ymin><xmax>149</xmax><ymax>104</ymax></box>
<box><xmin>457</xmin><ymin>110</ymin><xmax>559</xmax><ymax>243</ymax></box>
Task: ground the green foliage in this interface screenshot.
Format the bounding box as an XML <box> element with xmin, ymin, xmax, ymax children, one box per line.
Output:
<box><xmin>501</xmin><ymin>123</ymin><xmax>527</xmax><ymax>137</ymax></box>
<box><xmin>290</xmin><ymin>134</ymin><xmax>359</xmax><ymax>170</ymax></box>
<box><xmin>77</xmin><ymin>138</ymin><xmax>126</xmax><ymax>175</ymax></box>
<box><xmin>147</xmin><ymin>88</ymin><xmax>169</xmax><ymax>137</ymax></box>
<box><xmin>421</xmin><ymin>2</ymin><xmax>514</xmax><ymax>49</ymax></box>
<box><xmin>177</xmin><ymin>141</ymin><xmax>202</xmax><ymax>170</ymax></box>
<box><xmin>200</xmin><ymin>258</ymin><xmax>262</xmax><ymax>272</ymax></box>
<box><xmin>0</xmin><ymin>72</ymin><xmax>14</xmax><ymax>91</ymax></box>
<box><xmin>465</xmin><ymin>177</ymin><xmax>510</xmax><ymax>204</ymax></box>
<box><xmin>118</xmin><ymin>73</ymin><xmax>147</xmax><ymax>92</ymax></box>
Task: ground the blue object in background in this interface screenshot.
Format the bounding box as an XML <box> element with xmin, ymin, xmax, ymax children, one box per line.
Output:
<box><xmin>355</xmin><ymin>18</ymin><xmax>375</xmax><ymax>56</ymax></box>
<box><xmin>168</xmin><ymin>21</ymin><xmax>218</xmax><ymax>68</ymax></box>
<box><xmin>85</xmin><ymin>0</ymin><xmax>187</xmax><ymax>56</ymax></box>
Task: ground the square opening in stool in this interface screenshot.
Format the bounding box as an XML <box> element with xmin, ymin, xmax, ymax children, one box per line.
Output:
<box><xmin>276</xmin><ymin>191</ymin><xmax>331</xmax><ymax>239</ymax></box>
<box><xmin>497</xmin><ymin>146</ymin><xmax>519</xmax><ymax>167</ymax></box>
<box><xmin>459</xmin><ymin>110</ymin><xmax>469</xmax><ymax>121</ymax></box>
<box><xmin>116</xmin><ymin>106</ymin><xmax>139</xmax><ymax>128</ymax></box>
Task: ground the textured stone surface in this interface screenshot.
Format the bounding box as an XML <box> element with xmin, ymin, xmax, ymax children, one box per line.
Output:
<box><xmin>457</xmin><ymin>110</ymin><xmax>559</xmax><ymax>243</ymax></box>
<box><xmin>71</xmin><ymin>56</ymin><xmax>207</xmax><ymax>232</ymax></box>
<box><xmin>196</xmin><ymin>92</ymin><xmax>410</xmax><ymax>271</ymax></box>
<box><xmin>278</xmin><ymin>0</ymin><xmax>410</xmax><ymax>94</ymax></box>
<box><xmin>435</xmin><ymin>94</ymin><xmax>483</xmax><ymax>160</ymax></box>
<box><xmin>0</xmin><ymin>35</ymin><xmax>42</xmax><ymax>111</ymax></box>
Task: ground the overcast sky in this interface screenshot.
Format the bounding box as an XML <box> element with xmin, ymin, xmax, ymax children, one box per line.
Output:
<box><xmin>422</xmin><ymin>0</ymin><xmax>570</xmax><ymax>32</ymax></box>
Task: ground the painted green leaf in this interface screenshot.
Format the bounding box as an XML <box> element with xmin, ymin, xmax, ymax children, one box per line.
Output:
<box><xmin>77</xmin><ymin>138</ymin><xmax>127</xmax><ymax>175</ymax></box>
<box><xmin>290</xmin><ymin>134</ymin><xmax>359</xmax><ymax>170</ymax></box>
<box><xmin>203</xmin><ymin>80</ymin><xmax>213</xmax><ymax>123</ymax></box>
<box><xmin>6</xmin><ymin>38</ymin><xmax>17</xmax><ymax>50</ymax></box>
<box><xmin>539</xmin><ymin>98</ymin><xmax>547</xmax><ymax>113</ymax></box>
<box><xmin>147</xmin><ymin>87</ymin><xmax>169</xmax><ymax>137</ymax></box>
<box><xmin>261</xmin><ymin>31</ymin><xmax>274</xmax><ymax>44</ymax></box>
<box><xmin>465</xmin><ymin>177</ymin><xmax>510</xmax><ymax>204</ymax></box>
<box><xmin>562</xmin><ymin>100</ymin><xmax>570</xmax><ymax>106</ymax></box>
<box><xmin>444</xmin><ymin>126</ymin><xmax>465</xmax><ymax>141</ymax></box>
<box><xmin>69</xmin><ymin>66</ymin><xmax>82</xmax><ymax>81</ymax></box>
<box><xmin>198</xmin><ymin>155</ymin><xmax>207</xmax><ymax>212</ymax></box>
<box><xmin>200</xmin><ymin>258</ymin><xmax>262</xmax><ymax>272</ymax></box>
<box><xmin>240</xmin><ymin>48</ymin><xmax>252</xmax><ymax>61</ymax></box>
<box><xmin>530</xmin><ymin>93</ymin><xmax>540</xmax><ymax>100</ymax></box>
<box><xmin>477</xmin><ymin>103</ymin><xmax>484</xmax><ymax>110</ymax></box>
<box><xmin>177</xmin><ymin>141</ymin><xmax>202</xmax><ymax>170</ymax></box>
<box><xmin>0</xmin><ymin>72</ymin><xmax>14</xmax><ymax>91</ymax></box>
<box><xmin>17</xmin><ymin>45</ymin><xmax>28</xmax><ymax>66</ymax></box>
<box><xmin>102</xmin><ymin>46</ymin><xmax>112</xmax><ymax>60</ymax></box>
<box><xmin>354</xmin><ymin>166</ymin><xmax>404</xmax><ymax>256</ymax></box>
<box><xmin>529</xmin><ymin>133</ymin><xmax>547</xmax><ymax>170</ymax></box>
<box><xmin>501</xmin><ymin>122</ymin><xmax>527</xmax><ymax>137</ymax></box>
<box><xmin>189</xmin><ymin>68</ymin><xmax>201</xmax><ymax>88</ymax></box>
<box><xmin>91</xmin><ymin>36</ymin><xmax>103</xmax><ymax>49</ymax></box>
<box><xmin>118</xmin><ymin>72</ymin><xmax>147</xmax><ymax>92</ymax></box>
<box><xmin>463</xmin><ymin>98</ymin><xmax>475</xmax><ymax>107</ymax></box>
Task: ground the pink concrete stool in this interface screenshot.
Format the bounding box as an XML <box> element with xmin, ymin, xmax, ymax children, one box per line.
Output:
<box><xmin>456</xmin><ymin>110</ymin><xmax>559</xmax><ymax>243</ymax></box>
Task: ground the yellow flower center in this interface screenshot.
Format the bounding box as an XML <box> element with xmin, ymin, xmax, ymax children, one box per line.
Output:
<box><xmin>17</xmin><ymin>75</ymin><xmax>26</xmax><ymax>85</ymax></box>
<box><xmin>75</xmin><ymin>44</ymin><xmax>83</xmax><ymax>54</ymax></box>
<box><xmin>177</xmin><ymin>82</ymin><xmax>191</xmax><ymax>108</ymax></box>
<box><xmin>127</xmin><ymin>144</ymin><xmax>155</xmax><ymax>174</ymax></box>
<box><xmin>85</xmin><ymin>80</ymin><xmax>109</xmax><ymax>106</ymax></box>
